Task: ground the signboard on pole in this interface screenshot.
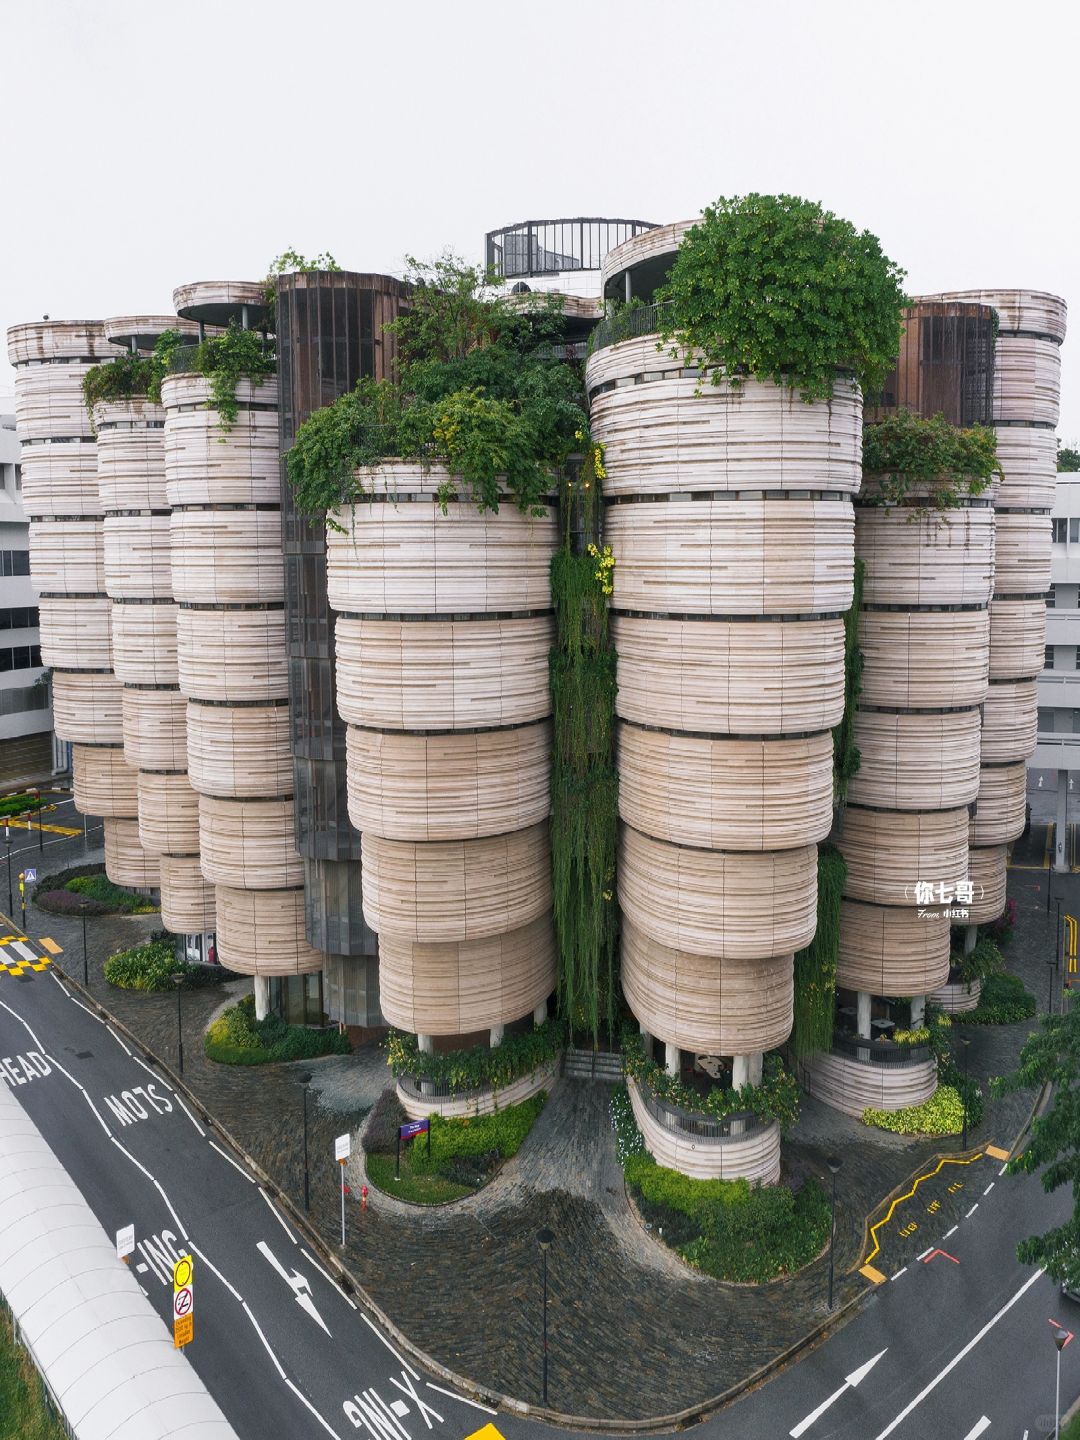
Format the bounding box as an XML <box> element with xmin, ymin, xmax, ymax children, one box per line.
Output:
<box><xmin>173</xmin><ymin>1253</ymin><xmax>194</xmax><ymax>1348</ymax></box>
<box><xmin>116</xmin><ymin>1224</ymin><xmax>135</xmax><ymax>1262</ymax></box>
<box><xmin>334</xmin><ymin>1133</ymin><xmax>351</xmax><ymax>1163</ymax></box>
<box><xmin>398</xmin><ymin>1118</ymin><xmax>430</xmax><ymax>1142</ymax></box>
<box><xmin>23</xmin><ymin>868</ymin><xmax>36</xmax><ymax>885</ymax></box>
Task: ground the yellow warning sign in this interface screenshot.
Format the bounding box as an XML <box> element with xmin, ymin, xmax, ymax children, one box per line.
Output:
<box><xmin>174</xmin><ymin>1314</ymin><xmax>193</xmax><ymax>1348</ymax></box>
<box><xmin>172</xmin><ymin>1253</ymin><xmax>194</xmax><ymax>1348</ymax></box>
<box><xmin>173</xmin><ymin>1254</ymin><xmax>193</xmax><ymax>1291</ymax></box>
<box><xmin>464</xmin><ymin>1427</ymin><xmax>507</xmax><ymax>1440</ymax></box>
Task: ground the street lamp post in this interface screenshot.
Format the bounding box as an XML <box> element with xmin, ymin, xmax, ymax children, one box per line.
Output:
<box><xmin>80</xmin><ymin>901</ymin><xmax>90</xmax><ymax>986</ymax></box>
<box><xmin>171</xmin><ymin>972</ymin><xmax>184</xmax><ymax>1075</ymax></box>
<box><xmin>5</xmin><ymin>825</ymin><xmax>12</xmax><ymax>916</ymax></box>
<box><xmin>960</xmin><ymin>1037</ymin><xmax>971</xmax><ymax>1151</ymax></box>
<box><xmin>536</xmin><ymin>1228</ymin><xmax>554</xmax><ymax>1406</ymax></box>
<box><xmin>1054</xmin><ymin>1325</ymin><xmax>1069</xmax><ymax>1439</ymax></box>
<box><xmin>826</xmin><ymin>1156</ymin><xmax>842</xmax><ymax>1310</ymax></box>
<box><xmin>297</xmin><ymin>1071</ymin><xmax>313</xmax><ymax>1211</ymax></box>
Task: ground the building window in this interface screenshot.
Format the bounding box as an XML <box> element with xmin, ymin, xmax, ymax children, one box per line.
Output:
<box><xmin>1054</xmin><ymin>518</ymin><xmax>1068</xmax><ymax>543</ymax></box>
<box><xmin>1071</xmin><ymin>519</ymin><xmax>1080</xmax><ymax>544</ymax></box>
<box><xmin>0</xmin><ymin>550</ymin><xmax>31</xmax><ymax>577</ymax></box>
<box><xmin>1039</xmin><ymin>707</ymin><xmax>1055</xmax><ymax>731</ymax></box>
<box><xmin>1047</xmin><ymin>646</ymin><xmax>1056</xmax><ymax>670</ymax></box>
<box><xmin>1048</xmin><ymin>585</ymin><xmax>1057</xmax><ymax>608</ymax></box>
<box><xmin>0</xmin><ymin>606</ymin><xmax>39</xmax><ymax>631</ymax></box>
<box><xmin>0</xmin><ymin>683</ymin><xmax>48</xmax><ymax>715</ymax></box>
<box><xmin>0</xmin><ymin>644</ymin><xmax>42</xmax><ymax>673</ymax></box>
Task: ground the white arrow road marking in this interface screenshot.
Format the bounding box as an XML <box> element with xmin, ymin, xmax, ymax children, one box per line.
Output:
<box><xmin>789</xmin><ymin>1349</ymin><xmax>887</xmax><ymax>1437</ymax></box>
<box><xmin>257</xmin><ymin>1239</ymin><xmax>332</xmax><ymax>1336</ymax></box>
<box><xmin>961</xmin><ymin>1417</ymin><xmax>991</xmax><ymax>1439</ymax></box>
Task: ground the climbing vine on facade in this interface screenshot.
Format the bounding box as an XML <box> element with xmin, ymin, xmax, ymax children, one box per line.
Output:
<box><xmin>790</xmin><ymin>844</ymin><xmax>847</xmax><ymax>1060</ymax></box>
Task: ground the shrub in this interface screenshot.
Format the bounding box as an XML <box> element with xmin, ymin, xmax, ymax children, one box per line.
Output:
<box><xmin>104</xmin><ymin>941</ymin><xmax>183</xmax><ymax>991</ymax></box>
<box><xmin>952</xmin><ymin>936</ymin><xmax>1006</xmax><ymax>987</ymax></box>
<box><xmin>863</xmin><ymin>1085</ymin><xmax>966</xmax><ymax>1136</ymax></box>
<box><xmin>364</xmin><ymin>1088</ymin><xmax>409</xmax><ymax>1154</ymax></box>
<box><xmin>205</xmin><ymin>993</ymin><xmax>351</xmax><ymax>1066</ymax></box>
<box><xmin>861</xmin><ymin>410</ymin><xmax>1000</xmax><ymax>512</ymax></box>
<box><xmin>610</xmin><ymin>1086</ymin><xmax>646</xmax><ymax>1164</ymax></box>
<box><xmin>0</xmin><ymin>792</ymin><xmax>48</xmax><ymax>818</ymax></box>
<box><xmin>965</xmin><ymin>972</ymin><xmax>1036</xmax><ymax>1026</ymax></box>
<box><xmin>984</xmin><ymin>898</ymin><xmax>1017</xmax><ymax>946</ymax></box>
<box><xmin>66</xmin><ymin>874</ymin><xmax>158</xmax><ymax>915</ymax></box>
<box><xmin>35</xmin><ymin>889</ymin><xmax>110</xmax><ymax>917</ymax></box>
<box><xmin>31</xmin><ymin>862</ymin><xmax>105</xmax><ymax>896</ymax></box>
<box><xmin>621</xmin><ymin>1031</ymin><xmax>800</xmax><ymax>1132</ymax></box>
<box><xmin>408</xmin><ymin>1094</ymin><xmax>546</xmax><ymax>1175</ymax></box>
<box><xmin>385</xmin><ymin>1018</ymin><xmax>564</xmax><ymax>1095</ymax></box>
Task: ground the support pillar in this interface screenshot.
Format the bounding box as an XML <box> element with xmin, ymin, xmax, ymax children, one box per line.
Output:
<box><xmin>1056</xmin><ymin>768</ymin><xmax>1069</xmax><ymax>872</ymax></box>
<box><xmin>665</xmin><ymin>1042</ymin><xmax>680</xmax><ymax>1078</ymax></box>
<box><xmin>732</xmin><ymin>1054</ymin><xmax>750</xmax><ymax>1089</ymax></box>
<box><xmin>857</xmin><ymin>991</ymin><xmax>872</xmax><ymax>1040</ymax></box>
<box><xmin>910</xmin><ymin>994</ymin><xmax>926</xmax><ymax>1028</ymax></box>
<box><xmin>489</xmin><ymin>1024</ymin><xmax>505</xmax><ymax>1048</ymax></box>
<box><xmin>253</xmin><ymin>975</ymin><xmax>269</xmax><ymax>1021</ymax></box>
<box><xmin>748</xmin><ymin>1051</ymin><xmax>763</xmax><ymax>1087</ymax></box>
<box><xmin>417</xmin><ymin>1033</ymin><xmax>433</xmax><ymax>1055</ymax></box>
<box><xmin>963</xmin><ymin>924</ymin><xmax>977</xmax><ymax>955</ymax></box>
<box><xmin>533</xmin><ymin>1000</ymin><xmax>547</xmax><ymax>1027</ymax></box>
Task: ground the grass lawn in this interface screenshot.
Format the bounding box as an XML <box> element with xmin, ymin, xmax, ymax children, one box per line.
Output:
<box><xmin>366</xmin><ymin>1148</ymin><xmax>474</xmax><ymax>1204</ymax></box>
<box><xmin>0</xmin><ymin>1307</ymin><xmax>67</xmax><ymax>1440</ymax></box>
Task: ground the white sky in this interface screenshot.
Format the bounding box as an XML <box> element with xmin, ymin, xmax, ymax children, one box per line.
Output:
<box><xmin>2</xmin><ymin>0</ymin><xmax>1077</xmax><ymax>441</ymax></box>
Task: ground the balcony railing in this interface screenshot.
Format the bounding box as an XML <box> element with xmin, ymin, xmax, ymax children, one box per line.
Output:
<box><xmin>588</xmin><ymin>300</ymin><xmax>675</xmax><ymax>357</ymax></box>
<box><xmin>486</xmin><ymin>218</ymin><xmax>657</xmax><ymax>281</ymax></box>
<box><xmin>831</xmin><ymin>1032</ymin><xmax>932</xmax><ymax>1067</ymax></box>
<box><xmin>636</xmin><ymin>1078</ymin><xmax>771</xmax><ymax>1142</ymax></box>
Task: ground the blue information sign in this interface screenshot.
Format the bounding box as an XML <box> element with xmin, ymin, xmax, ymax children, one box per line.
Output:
<box><xmin>399</xmin><ymin>1118</ymin><xmax>430</xmax><ymax>1140</ymax></box>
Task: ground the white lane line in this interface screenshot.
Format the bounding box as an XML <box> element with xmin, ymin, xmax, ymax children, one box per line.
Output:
<box><xmin>966</xmin><ymin>1204</ymin><xmax>979</xmax><ymax>1219</ymax></box>
<box><xmin>873</xmin><ymin>1267</ymin><xmax>1046</xmax><ymax>1438</ymax></box>
<box><xmin>175</xmin><ymin>1094</ymin><xmax>205</xmax><ymax>1138</ymax></box>
<box><xmin>301</xmin><ymin>1246</ymin><xmax>358</xmax><ymax>1310</ymax></box>
<box><xmin>109</xmin><ymin>1135</ymin><xmax>188</xmax><ymax>1241</ymax></box>
<box><xmin>242</xmin><ymin>1301</ymin><xmax>342</xmax><ymax>1439</ymax></box>
<box><xmin>189</xmin><ymin>1241</ymin><xmax>243</xmax><ymax>1303</ymax></box>
<box><xmin>50</xmin><ymin>973</ymin><xmax>103</xmax><ymax>1022</ymax></box>
<box><xmin>209</xmin><ymin>1138</ymin><xmax>256</xmax><ymax>1183</ymax></box>
<box><xmin>916</xmin><ymin>1246</ymin><xmax>934</xmax><ymax>1261</ymax></box>
<box><xmin>359</xmin><ymin>1311</ymin><xmax>421</xmax><ymax>1381</ymax></box>
<box><xmin>105</xmin><ymin>1025</ymin><xmax>132</xmax><ymax>1057</ymax></box>
<box><xmin>423</xmin><ymin>1383</ymin><xmax>497</xmax><ymax>1416</ymax></box>
<box><xmin>890</xmin><ymin>1267</ymin><xmax>907</xmax><ymax>1282</ymax></box>
<box><xmin>259</xmin><ymin>1186</ymin><xmax>297</xmax><ymax>1244</ymax></box>
<box><xmin>0</xmin><ymin>998</ymin><xmax>112</xmax><ymax>1139</ymax></box>
<box><xmin>10</xmin><ymin>941</ymin><xmax>37</xmax><ymax>963</ymax></box>
<box><xmin>943</xmin><ymin>1225</ymin><xmax>959</xmax><ymax>1240</ymax></box>
<box><xmin>999</xmin><ymin>1163</ymin><xmax>1008</xmax><ymax>1177</ymax></box>
<box><xmin>132</xmin><ymin>1053</ymin><xmax>173</xmax><ymax>1091</ymax></box>
<box><xmin>961</xmin><ymin>1418</ymin><xmax>991</xmax><ymax>1439</ymax></box>
<box><xmin>983</xmin><ymin>1182</ymin><xmax>995</xmax><ymax>1196</ymax></box>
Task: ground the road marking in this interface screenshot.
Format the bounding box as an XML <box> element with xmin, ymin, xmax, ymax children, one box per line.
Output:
<box><xmin>359</xmin><ymin>1311</ymin><xmax>421</xmax><ymax>1381</ymax></box>
<box><xmin>943</xmin><ymin>1226</ymin><xmax>959</xmax><ymax>1239</ymax></box>
<box><xmin>51</xmin><ymin>972</ymin><xmax>103</xmax><ymax>1022</ymax></box>
<box><xmin>175</xmin><ymin>1094</ymin><xmax>205</xmax><ymax>1137</ymax></box>
<box><xmin>241</xmin><ymin>1299</ymin><xmax>343</xmax><ymax>1438</ymax></box>
<box><xmin>923</xmin><ymin>1249</ymin><xmax>959</xmax><ymax>1266</ymax></box>
<box><xmin>966</xmin><ymin>1204</ymin><xmax>979</xmax><ymax>1219</ymax></box>
<box><xmin>258</xmin><ymin>1186</ymin><xmax>297</xmax><ymax>1244</ymax></box>
<box><xmin>916</xmin><ymin>1246</ymin><xmax>934</xmax><ymax>1261</ymax></box>
<box><xmin>789</xmin><ymin>1349</ymin><xmax>887</xmax><ymax>1437</ymax></box>
<box><xmin>38</xmin><ymin>938</ymin><xmax>61</xmax><ymax>955</ymax></box>
<box><xmin>859</xmin><ymin>1263</ymin><xmax>886</xmax><ymax>1284</ymax></box>
<box><xmin>864</xmin><ymin>1154</ymin><xmax>985</xmax><ymax>1267</ymax></box>
<box><xmin>985</xmin><ymin>1144</ymin><xmax>1010</xmax><ymax>1161</ymax></box>
<box><xmin>132</xmin><ymin>1052</ymin><xmax>172</xmax><ymax>1091</ymax></box>
<box><xmin>209</xmin><ymin>1138</ymin><xmax>256</xmax><ymax>1183</ymax></box>
<box><xmin>961</xmin><ymin>1418</ymin><xmax>991</xmax><ymax>1439</ymax></box>
<box><xmin>302</xmin><ymin>1246</ymin><xmax>358</xmax><ymax>1310</ymax></box>
<box><xmin>105</xmin><ymin>1025</ymin><xmax>132</xmax><ymax>1057</ymax></box>
<box><xmin>257</xmin><ymin>1240</ymin><xmax>331</xmax><ymax>1335</ymax></box>
<box><xmin>108</xmin><ymin>1135</ymin><xmax>188</xmax><ymax>1240</ymax></box>
<box><xmin>135</xmin><ymin>1262</ymin><xmax>148</xmax><ymax>1274</ymax></box>
<box><xmin>424</xmin><ymin>1383</ymin><xmax>497</xmax><ymax>1416</ymax></box>
<box><xmin>189</xmin><ymin>1241</ymin><xmax>242</xmax><ymax>1303</ymax></box>
<box><xmin>983</xmin><ymin>1182</ymin><xmax>994</xmax><ymax>1196</ymax></box>
<box><xmin>999</xmin><ymin>1164</ymin><xmax>1008</xmax><ymax>1177</ymax></box>
<box><xmin>872</xmin><ymin>1266</ymin><xmax>1045</xmax><ymax>1438</ymax></box>
<box><xmin>890</xmin><ymin>1267</ymin><xmax>907</xmax><ymax>1282</ymax></box>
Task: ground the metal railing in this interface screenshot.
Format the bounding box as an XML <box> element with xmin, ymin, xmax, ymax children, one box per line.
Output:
<box><xmin>587</xmin><ymin>300</ymin><xmax>675</xmax><ymax>357</ymax></box>
<box><xmin>831</xmin><ymin>1032</ymin><xmax>932</xmax><ymax>1067</ymax></box>
<box><xmin>637</xmin><ymin>1079</ymin><xmax>771</xmax><ymax>1142</ymax></box>
<box><xmin>486</xmin><ymin>218</ymin><xmax>657</xmax><ymax>281</ymax></box>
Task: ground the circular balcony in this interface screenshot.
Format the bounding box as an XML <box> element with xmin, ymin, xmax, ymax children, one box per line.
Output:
<box><xmin>18</xmin><ymin>446</ymin><xmax>101</xmax><ymax>519</ymax></box>
<box><xmin>837</xmin><ymin>807</ymin><xmax>969</xmax><ymax>907</ymax></box>
<box><xmin>52</xmin><ymin>672</ymin><xmax>123</xmax><ymax>745</ymax></box>
<box><xmin>72</xmin><ymin>745</ymin><xmax>137</xmax><ymax>820</ymax></box>
<box><xmin>159</xmin><ymin>855</ymin><xmax>215</xmax><ymax>936</ymax></box>
<box><xmin>846</xmin><ymin>710</ymin><xmax>981</xmax><ymax>811</ymax></box>
<box><xmin>185</xmin><ymin>702</ymin><xmax>293</xmax><ymax>799</ymax></box>
<box><xmin>111</xmin><ymin>602</ymin><xmax>179</xmax><ymax>686</ymax></box>
<box><xmin>137</xmin><ymin>772</ymin><xmax>200</xmax><ymax>856</ymax></box>
<box><xmin>198</xmin><ymin>796</ymin><xmax>305</xmax><ymax>889</ymax></box>
<box><xmin>858</xmin><ymin>609</ymin><xmax>989</xmax><ymax>709</ymax></box>
<box><xmin>121</xmin><ymin>688</ymin><xmax>188</xmax><ymax>771</ymax></box>
<box><xmin>39</xmin><ymin>596</ymin><xmax>111</xmax><ymax>671</ymax></box>
<box><xmin>627</xmin><ymin>1076</ymin><xmax>781</xmax><ymax>1184</ymax></box>
<box><xmin>103</xmin><ymin>817</ymin><xmax>160</xmax><ymax>889</ymax></box>
<box><xmin>28</xmin><ymin>520</ymin><xmax>105</xmax><ymax>595</ymax></box>
<box><xmin>214</xmin><ymin>884</ymin><xmax>323</xmax><ymax>977</ymax></box>
<box><xmin>93</xmin><ymin>398</ymin><xmax>167</xmax><ymax>511</ymax></box>
<box><xmin>981</xmin><ymin>679</ymin><xmax>1038</xmax><ymax>763</ymax></box>
<box><xmin>855</xmin><ymin>506</ymin><xmax>994</xmax><ymax>607</ymax></box>
<box><xmin>970</xmin><ymin>762</ymin><xmax>1027</xmax><ymax>845</ymax></box>
<box><xmin>988</xmin><ymin>598</ymin><xmax>1048</xmax><ymax>679</ymax></box>
<box><xmin>835</xmin><ymin>899</ymin><xmax>950</xmax><ymax>996</ymax></box>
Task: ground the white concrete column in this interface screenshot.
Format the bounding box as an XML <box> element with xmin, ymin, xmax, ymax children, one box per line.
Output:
<box><xmin>417</xmin><ymin>1033</ymin><xmax>433</xmax><ymax>1055</ymax></box>
<box><xmin>665</xmin><ymin>1042</ymin><xmax>680</xmax><ymax>1077</ymax></box>
<box><xmin>533</xmin><ymin>1000</ymin><xmax>547</xmax><ymax>1027</ymax></box>
<box><xmin>253</xmin><ymin>975</ymin><xmax>269</xmax><ymax>1021</ymax></box>
<box><xmin>732</xmin><ymin>1054</ymin><xmax>750</xmax><ymax>1089</ymax></box>
<box><xmin>963</xmin><ymin>925</ymin><xmax>977</xmax><ymax>956</ymax></box>
<box><xmin>639</xmin><ymin>1022</ymin><xmax>652</xmax><ymax>1054</ymax></box>
<box><xmin>1056</xmin><ymin>768</ymin><xmax>1069</xmax><ymax>872</ymax></box>
<box><xmin>748</xmin><ymin>1051</ymin><xmax>763</xmax><ymax>1087</ymax></box>
<box><xmin>857</xmin><ymin>991</ymin><xmax>872</xmax><ymax>1039</ymax></box>
<box><xmin>910</xmin><ymin>994</ymin><xmax>926</xmax><ymax>1028</ymax></box>
<box><xmin>489</xmin><ymin>1024</ymin><xmax>505</xmax><ymax>1048</ymax></box>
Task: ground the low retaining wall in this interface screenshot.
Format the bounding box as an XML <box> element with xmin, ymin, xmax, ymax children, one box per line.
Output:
<box><xmin>627</xmin><ymin>1077</ymin><xmax>781</xmax><ymax>1183</ymax></box>
<box><xmin>932</xmin><ymin>977</ymin><xmax>982</xmax><ymax>1013</ymax></box>
<box><xmin>799</xmin><ymin>1049</ymin><xmax>937</xmax><ymax>1118</ymax></box>
<box><xmin>396</xmin><ymin>1056</ymin><xmax>559</xmax><ymax>1119</ymax></box>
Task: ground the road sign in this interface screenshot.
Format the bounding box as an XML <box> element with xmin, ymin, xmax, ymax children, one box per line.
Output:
<box><xmin>116</xmin><ymin>1224</ymin><xmax>135</xmax><ymax>1261</ymax></box>
<box><xmin>335</xmin><ymin>1132</ymin><xmax>351</xmax><ymax>1162</ymax></box>
<box><xmin>23</xmin><ymin>868</ymin><xmax>36</xmax><ymax>884</ymax></box>
<box><xmin>172</xmin><ymin>1253</ymin><xmax>193</xmax><ymax>1348</ymax></box>
<box><xmin>399</xmin><ymin>1118</ymin><xmax>429</xmax><ymax>1141</ymax></box>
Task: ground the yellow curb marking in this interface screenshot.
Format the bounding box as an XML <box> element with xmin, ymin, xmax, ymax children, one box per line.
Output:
<box><xmin>860</xmin><ymin>1263</ymin><xmax>887</xmax><ymax>1284</ymax></box>
<box><xmin>864</xmin><ymin>1153</ymin><xmax>985</xmax><ymax>1268</ymax></box>
<box><xmin>985</xmin><ymin>1144</ymin><xmax>1010</xmax><ymax>1161</ymax></box>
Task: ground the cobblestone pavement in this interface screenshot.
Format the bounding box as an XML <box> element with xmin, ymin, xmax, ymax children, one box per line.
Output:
<box><xmin>17</xmin><ymin>846</ymin><xmax>1052</xmax><ymax>1421</ymax></box>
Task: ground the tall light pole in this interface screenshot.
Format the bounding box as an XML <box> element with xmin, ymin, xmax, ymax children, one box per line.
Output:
<box><xmin>536</xmin><ymin>1228</ymin><xmax>554</xmax><ymax>1405</ymax></box>
<box><xmin>297</xmin><ymin>1071</ymin><xmax>313</xmax><ymax>1210</ymax></box>
<box><xmin>960</xmin><ymin>1036</ymin><xmax>971</xmax><ymax>1151</ymax></box>
<box><xmin>5</xmin><ymin>824</ymin><xmax>12</xmax><ymax>916</ymax></box>
<box><xmin>171</xmin><ymin>972</ymin><xmax>184</xmax><ymax>1075</ymax></box>
<box><xmin>80</xmin><ymin>900</ymin><xmax>90</xmax><ymax>986</ymax></box>
<box><xmin>1054</xmin><ymin>1325</ymin><xmax>1069</xmax><ymax>1439</ymax></box>
<box><xmin>827</xmin><ymin>1155</ymin><xmax>842</xmax><ymax>1310</ymax></box>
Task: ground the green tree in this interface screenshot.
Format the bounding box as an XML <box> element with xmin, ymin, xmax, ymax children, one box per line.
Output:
<box><xmin>993</xmin><ymin>1001</ymin><xmax>1080</xmax><ymax>1282</ymax></box>
<box><xmin>1059</xmin><ymin>443</ymin><xmax>1080</xmax><ymax>472</ymax></box>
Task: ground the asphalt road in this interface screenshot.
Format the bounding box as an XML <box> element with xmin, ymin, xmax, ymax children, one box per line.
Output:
<box><xmin>2</xmin><ymin>871</ymin><xmax>1078</xmax><ymax>1440</ymax></box>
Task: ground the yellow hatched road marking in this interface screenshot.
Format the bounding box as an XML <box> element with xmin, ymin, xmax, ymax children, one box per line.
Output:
<box><xmin>860</xmin><ymin>1264</ymin><xmax>887</xmax><ymax>1284</ymax></box>
<box><xmin>864</xmin><ymin>1153</ymin><xmax>985</xmax><ymax>1267</ymax></box>
<box><xmin>985</xmin><ymin>1144</ymin><xmax>1010</xmax><ymax>1161</ymax></box>
<box><xmin>38</xmin><ymin>937</ymin><xmax>62</xmax><ymax>955</ymax></box>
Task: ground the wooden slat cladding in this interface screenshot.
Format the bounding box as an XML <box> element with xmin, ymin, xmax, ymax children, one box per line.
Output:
<box><xmin>846</xmin><ymin>710</ymin><xmax>981</xmax><ymax>810</ymax></box>
<box><xmin>176</xmin><ymin>608</ymin><xmax>289</xmax><ymax>702</ymax></box>
<box><xmin>988</xmin><ymin>598</ymin><xmax>1048</xmax><ymax>679</ymax></box>
<box><xmin>397</xmin><ymin>1061</ymin><xmax>557</xmax><ymax>1121</ymax></box>
<box><xmin>798</xmin><ymin>1050</ymin><xmax>937</xmax><ymax>1118</ymax></box>
<box><xmin>599</xmin><ymin>220</ymin><xmax>697</xmax><ymax>293</ymax></box>
<box><xmin>837</xmin><ymin>807</ymin><xmax>969</xmax><ymax>906</ymax></box>
<box><xmin>618</xmin><ymin>826</ymin><xmax>817</xmax><ymax>958</ymax></box>
<box><xmin>159</xmin><ymin>855</ymin><xmax>216</xmax><ymax>936</ymax></box>
<box><xmin>627</xmin><ymin>1078</ymin><xmax>781</xmax><ymax>1184</ymax></box>
<box><xmin>612</xmin><ymin>616</ymin><xmax>844</xmax><ymax>733</ymax></box>
<box><xmin>103</xmin><ymin>817</ymin><xmax>161</xmax><ymax>889</ymax></box>
<box><xmin>617</xmin><ymin>725</ymin><xmax>833</xmax><ymax>850</ymax></box>
<box><xmin>185</xmin><ymin>703</ymin><xmax>293</xmax><ymax>798</ymax></box>
<box><xmin>111</xmin><ymin>602</ymin><xmax>179</xmax><ymax>686</ymax></box>
<box><xmin>28</xmin><ymin>520</ymin><xmax>105</xmax><ymax>595</ymax></box>
<box><xmin>980</xmin><ymin>679</ymin><xmax>1038</xmax><ymax>762</ymax></box>
<box><xmin>921</xmin><ymin>288</ymin><xmax>1067</xmax><ymax>340</ymax></box>
<box><xmin>346</xmin><ymin>723</ymin><xmax>551</xmax><ymax>842</ymax></box>
<box><xmin>160</xmin><ymin>374</ymin><xmax>279</xmax><ymax>506</ymax></box>
<box><xmin>327</xmin><ymin>493</ymin><xmax>557</xmax><ymax>614</ymax></box>
<box><xmin>361</xmin><ymin>825</ymin><xmax>552</xmax><ymax>942</ymax></box>
<box><xmin>121</xmin><ymin>688</ymin><xmax>188</xmax><ymax>771</ymax></box>
<box><xmin>588</xmin><ymin>370</ymin><xmax>862</xmax><ymax>496</ymax></box>
<box><xmin>72</xmin><ymin>745</ymin><xmax>138</xmax><ymax>819</ymax></box>
<box><xmin>19</xmin><ymin>447</ymin><xmax>101</xmax><ymax>519</ymax></box>
<box><xmin>52</xmin><ymin>671</ymin><xmax>123</xmax><ymax>744</ymax></box>
<box><xmin>968</xmin><ymin>843</ymin><xmax>1007</xmax><ymax>923</ymax></box>
<box><xmin>970</xmin><ymin>762</ymin><xmax>1028</xmax><ymax>845</ymax></box>
<box><xmin>992</xmin><ymin>511</ymin><xmax>1051</xmax><ymax>594</ymax></box>
<box><xmin>994</xmin><ymin>427</ymin><xmax>1058</xmax><ymax>509</ymax></box>
<box><xmin>932</xmin><ymin>977</ymin><xmax>982</xmax><ymax>1013</ymax></box>
<box><xmin>858</xmin><ymin>609</ymin><xmax>990</xmax><ymax>709</ymax></box>
<box><xmin>136</xmin><ymin>771</ymin><xmax>201</xmax><ymax>856</ymax></box>
<box><xmin>620</xmin><ymin>916</ymin><xmax>793</xmax><ymax>1053</ymax></box>
<box><xmin>170</xmin><ymin>509</ymin><xmax>285</xmax><ymax>605</ymax></box>
<box><xmin>377</xmin><ymin>915</ymin><xmax>556</xmax><ymax>1035</ymax></box>
<box><xmin>836</xmin><ymin>899</ymin><xmax>950</xmax><ymax>995</ymax></box>
<box><xmin>198</xmin><ymin>796</ymin><xmax>305</xmax><ymax>889</ymax></box>
<box><xmin>336</xmin><ymin>617</ymin><xmax>553</xmax><ymax>730</ymax></box>
<box><xmin>14</xmin><ymin>363</ymin><xmax>100</xmax><ymax>440</ymax></box>
<box><xmin>93</xmin><ymin>399</ymin><xmax>168</xmax><ymax>510</ymax></box>
<box><xmin>104</xmin><ymin>515</ymin><xmax>173</xmax><ymax>600</ymax></box>
<box><xmin>39</xmin><ymin>596</ymin><xmax>111</xmax><ymax>671</ymax></box>
<box><xmin>7</xmin><ymin>320</ymin><xmax>112</xmax><ymax>366</ymax></box>
<box><xmin>993</xmin><ymin>337</ymin><xmax>1061</xmax><ymax>426</ymax></box>
<box><xmin>604</xmin><ymin>499</ymin><xmax>854</xmax><ymax>614</ymax></box>
<box><xmin>214</xmin><ymin>884</ymin><xmax>324</xmax><ymax>977</ymax></box>
<box><xmin>856</xmin><ymin>506</ymin><xmax>994</xmax><ymax>607</ymax></box>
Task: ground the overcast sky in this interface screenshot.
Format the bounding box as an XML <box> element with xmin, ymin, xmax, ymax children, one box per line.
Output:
<box><xmin>3</xmin><ymin>0</ymin><xmax>1077</xmax><ymax>441</ymax></box>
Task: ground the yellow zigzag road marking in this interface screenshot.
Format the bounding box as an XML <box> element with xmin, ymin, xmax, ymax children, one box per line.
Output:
<box><xmin>864</xmin><ymin>1152</ymin><xmax>985</xmax><ymax>1267</ymax></box>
